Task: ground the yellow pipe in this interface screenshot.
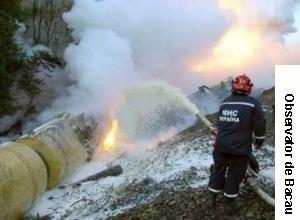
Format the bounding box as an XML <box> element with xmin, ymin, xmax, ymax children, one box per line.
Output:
<box><xmin>17</xmin><ymin>115</ymin><xmax>89</xmax><ymax>189</ymax></box>
<box><xmin>17</xmin><ymin>137</ymin><xmax>64</xmax><ymax>189</ymax></box>
<box><xmin>0</xmin><ymin>142</ymin><xmax>47</xmax><ymax>220</ymax></box>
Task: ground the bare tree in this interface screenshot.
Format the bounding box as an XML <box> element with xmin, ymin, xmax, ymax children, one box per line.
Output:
<box><xmin>28</xmin><ymin>0</ymin><xmax>73</xmax><ymax>55</ymax></box>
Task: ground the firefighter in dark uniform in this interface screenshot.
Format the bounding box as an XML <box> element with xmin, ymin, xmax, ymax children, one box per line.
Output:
<box><xmin>207</xmin><ymin>74</ymin><xmax>266</xmax><ymax>214</ymax></box>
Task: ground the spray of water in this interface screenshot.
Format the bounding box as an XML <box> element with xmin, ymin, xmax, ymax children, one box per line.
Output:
<box><xmin>116</xmin><ymin>80</ymin><xmax>199</xmax><ymax>142</ymax></box>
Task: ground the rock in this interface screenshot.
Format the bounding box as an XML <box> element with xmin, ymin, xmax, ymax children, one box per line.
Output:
<box><xmin>78</xmin><ymin>165</ymin><xmax>123</xmax><ymax>183</ymax></box>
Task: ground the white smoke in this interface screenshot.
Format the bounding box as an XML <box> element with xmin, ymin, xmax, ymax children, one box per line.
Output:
<box><xmin>64</xmin><ymin>0</ymin><xmax>228</xmax><ymax>88</ymax></box>
<box><xmin>38</xmin><ymin>0</ymin><xmax>229</xmax><ymax>122</ymax></box>
<box><xmin>238</xmin><ymin>0</ymin><xmax>298</xmax><ymax>37</ymax></box>
<box><xmin>38</xmin><ymin>0</ymin><xmax>300</xmax><ymax>124</ymax></box>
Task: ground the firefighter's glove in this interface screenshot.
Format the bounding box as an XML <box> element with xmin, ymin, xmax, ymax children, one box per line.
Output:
<box><xmin>211</xmin><ymin>128</ymin><xmax>218</xmax><ymax>137</ymax></box>
<box><xmin>210</xmin><ymin>129</ymin><xmax>218</xmax><ymax>149</ymax></box>
<box><xmin>254</xmin><ymin>138</ymin><xmax>264</xmax><ymax>150</ymax></box>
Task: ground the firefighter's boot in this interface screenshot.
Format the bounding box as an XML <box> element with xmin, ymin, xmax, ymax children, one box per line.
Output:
<box><xmin>224</xmin><ymin>197</ymin><xmax>238</xmax><ymax>217</ymax></box>
<box><xmin>206</xmin><ymin>192</ymin><xmax>217</xmax><ymax>209</ymax></box>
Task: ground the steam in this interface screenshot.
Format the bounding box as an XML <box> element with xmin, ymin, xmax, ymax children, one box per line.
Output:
<box><xmin>39</xmin><ymin>0</ymin><xmax>300</xmax><ymax>126</ymax></box>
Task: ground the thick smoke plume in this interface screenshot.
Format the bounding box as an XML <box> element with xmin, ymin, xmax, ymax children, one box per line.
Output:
<box><xmin>39</xmin><ymin>0</ymin><xmax>228</xmax><ymax>121</ymax></box>
<box><xmin>39</xmin><ymin>0</ymin><xmax>300</xmax><ymax>126</ymax></box>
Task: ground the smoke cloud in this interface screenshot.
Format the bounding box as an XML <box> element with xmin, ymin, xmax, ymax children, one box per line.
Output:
<box><xmin>38</xmin><ymin>0</ymin><xmax>229</xmax><ymax>122</ymax></box>
<box><xmin>197</xmin><ymin>0</ymin><xmax>300</xmax><ymax>86</ymax></box>
<box><xmin>39</xmin><ymin>0</ymin><xmax>300</xmax><ymax>124</ymax></box>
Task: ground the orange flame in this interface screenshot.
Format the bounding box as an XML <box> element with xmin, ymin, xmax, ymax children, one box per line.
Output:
<box><xmin>213</xmin><ymin>27</ymin><xmax>261</xmax><ymax>67</ymax></box>
<box><xmin>189</xmin><ymin>0</ymin><xmax>266</xmax><ymax>73</ymax></box>
<box><xmin>102</xmin><ymin>119</ymin><xmax>120</xmax><ymax>154</ymax></box>
<box><xmin>191</xmin><ymin>26</ymin><xmax>262</xmax><ymax>72</ymax></box>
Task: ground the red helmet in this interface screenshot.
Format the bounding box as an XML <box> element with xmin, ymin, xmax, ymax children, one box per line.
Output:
<box><xmin>231</xmin><ymin>74</ymin><xmax>253</xmax><ymax>94</ymax></box>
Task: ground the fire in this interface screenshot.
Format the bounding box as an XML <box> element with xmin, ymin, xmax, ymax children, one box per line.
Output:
<box><xmin>102</xmin><ymin>119</ymin><xmax>120</xmax><ymax>154</ymax></box>
<box><xmin>213</xmin><ymin>27</ymin><xmax>261</xmax><ymax>67</ymax></box>
<box><xmin>191</xmin><ymin>27</ymin><xmax>261</xmax><ymax>72</ymax></box>
<box><xmin>189</xmin><ymin>0</ymin><xmax>266</xmax><ymax>73</ymax></box>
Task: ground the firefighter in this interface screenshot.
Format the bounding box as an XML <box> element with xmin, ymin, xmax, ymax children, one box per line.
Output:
<box><xmin>207</xmin><ymin>74</ymin><xmax>266</xmax><ymax>214</ymax></box>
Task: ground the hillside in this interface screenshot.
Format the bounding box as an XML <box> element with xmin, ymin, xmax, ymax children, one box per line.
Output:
<box><xmin>27</xmin><ymin>87</ymin><xmax>275</xmax><ymax>220</ymax></box>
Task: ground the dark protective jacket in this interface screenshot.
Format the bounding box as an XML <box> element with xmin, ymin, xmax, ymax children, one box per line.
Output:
<box><xmin>215</xmin><ymin>93</ymin><xmax>266</xmax><ymax>156</ymax></box>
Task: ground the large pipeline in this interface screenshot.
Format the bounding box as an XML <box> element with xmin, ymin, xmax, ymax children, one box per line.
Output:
<box><xmin>0</xmin><ymin>143</ymin><xmax>47</xmax><ymax>220</ymax></box>
<box><xmin>17</xmin><ymin>114</ymin><xmax>93</xmax><ymax>189</ymax></box>
<box><xmin>0</xmin><ymin>113</ymin><xmax>96</xmax><ymax>219</ymax></box>
<box><xmin>195</xmin><ymin>112</ymin><xmax>275</xmax><ymax>207</ymax></box>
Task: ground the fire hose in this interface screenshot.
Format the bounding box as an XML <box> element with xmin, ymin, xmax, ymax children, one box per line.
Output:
<box><xmin>195</xmin><ymin>112</ymin><xmax>275</xmax><ymax>207</ymax></box>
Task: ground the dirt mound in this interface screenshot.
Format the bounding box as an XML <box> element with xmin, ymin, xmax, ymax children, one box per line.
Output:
<box><xmin>259</xmin><ymin>87</ymin><xmax>275</xmax><ymax>109</ymax></box>
<box><xmin>110</xmin><ymin>188</ymin><xmax>274</xmax><ymax>220</ymax></box>
<box><xmin>259</xmin><ymin>87</ymin><xmax>275</xmax><ymax>145</ymax></box>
